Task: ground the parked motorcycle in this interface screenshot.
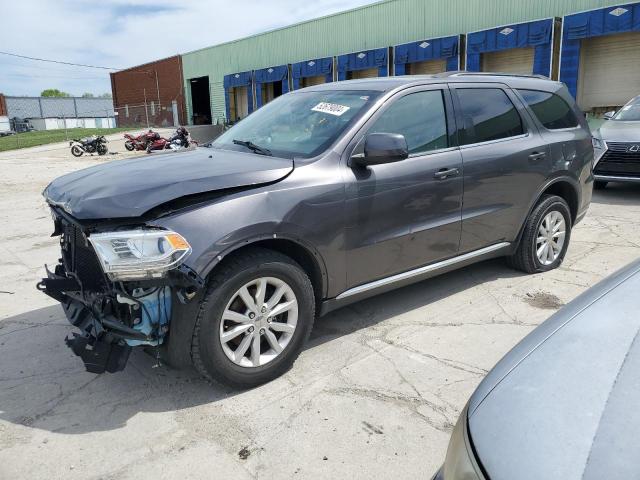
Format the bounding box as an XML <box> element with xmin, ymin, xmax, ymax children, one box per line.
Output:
<box><xmin>70</xmin><ymin>136</ymin><xmax>108</xmax><ymax>157</ymax></box>
<box><xmin>124</xmin><ymin>130</ymin><xmax>158</xmax><ymax>151</ymax></box>
<box><xmin>146</xmin><ymin>127</ymin><xmax>195</xmax><ymax>153</ymax></box>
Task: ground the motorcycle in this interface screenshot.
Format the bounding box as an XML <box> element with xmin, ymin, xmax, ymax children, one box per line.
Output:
<box><xmin>70</xmin><ymin>136</ymin><xmax>108</xmax><ymax>157</ymax></box>
<box><xmin>146</xmin><ymin>127</ymin><xmax>195</xmax><ymax>153</ymax></box>
<box><xmin>124</xmin><ymin>130</ymin><xmax>158</xmax><ymax>151</ymax></box>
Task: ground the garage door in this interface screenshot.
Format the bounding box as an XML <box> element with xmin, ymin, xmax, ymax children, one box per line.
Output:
<box><xmin>482</xmin><ymin>47</ymin><xmax>534</xmax><ymax>74</ymax></box>
<box><xmin>577</xmin><ymin>31</ymin><xmax>640</xmax><ymax>112</ymax></box>
<box><xmin>301</xmin><ymin>75</ymin><xmax>326</xmax><ymax>88</ymax></box>
<box><xmin>349</xmin><ymin>68</ymin><xmax>379</xmax><ymax>79</ymax></box>
<box><xmin>407</xmin><ymin>59</ymin><xmax>447</xmax><ymax>75</ymax></box>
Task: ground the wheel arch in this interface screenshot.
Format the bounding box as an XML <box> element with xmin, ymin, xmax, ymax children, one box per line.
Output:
<box><xmin>201</xmin><ymin>235</ymin><xmax>328</xmax><ymax>304</ymax></box>
<box><xmin>515</xmin><ymin>177</ymin><xmax>580</xmax><ymax>246</ymax></box>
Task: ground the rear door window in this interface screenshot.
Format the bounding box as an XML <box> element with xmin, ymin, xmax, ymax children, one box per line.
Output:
<box><xmin>456</xmin><ymin>88</ymin><xmax>524</xmax><ymax>145</ymax></box>
<box><xmin>518</xmin><ymin>89</ymin><xmax>579</xmax><ymax>129</ymax></box>
<box><xmin>367</xmin><ymin>90</ymin><xmax>449</xmax><ymax>155</ymax></box>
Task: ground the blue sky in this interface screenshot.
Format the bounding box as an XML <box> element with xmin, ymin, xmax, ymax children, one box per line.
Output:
<box><xmin>0</xmin><ymin>0</ymin><xmax>378</xmax><ymax>97</ymax></box>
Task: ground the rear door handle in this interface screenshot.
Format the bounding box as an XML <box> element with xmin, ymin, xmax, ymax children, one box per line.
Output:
<box><xmin>529</xmin><ymin>151</ymin><xmax>546</xmax><ymax>162</ymax></box>
<box><xmin>434</xmin><ymin>167</ymin><xmax>460</xmax><ymax>180</ymax></box>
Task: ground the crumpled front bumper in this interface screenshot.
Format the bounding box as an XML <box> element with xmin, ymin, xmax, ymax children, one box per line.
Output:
<box><xmin>38</xmin><ymin>264</ymin><xmax>146</xmax><ymax>374</ymax></box>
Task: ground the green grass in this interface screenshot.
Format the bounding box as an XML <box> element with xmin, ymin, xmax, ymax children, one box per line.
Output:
<box><xmin>0</xmin><ymin>127</ymin><xmax>131</xmax><ymax>153</ymax></box>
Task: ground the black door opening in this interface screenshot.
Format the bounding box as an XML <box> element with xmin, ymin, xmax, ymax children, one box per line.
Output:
<box><xmin>190</xmin><ymin>76</ymin><xmax>211</xmax><ymax>125</ymax></box>
<box><xmin>261</xmin><ymin>81</ymin><xmax>284</xmax><ymax>107</ymax></box>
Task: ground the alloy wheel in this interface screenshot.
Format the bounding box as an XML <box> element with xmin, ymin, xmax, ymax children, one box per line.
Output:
<box><xmin>536</xmin><ymin>211</ymin><xmax>566</xmax><ymax>266</ymax></box>
<box><xmin>219</xmin><ymin>277</ymin><xmax>298</xmax><ymax>368</ymax></box>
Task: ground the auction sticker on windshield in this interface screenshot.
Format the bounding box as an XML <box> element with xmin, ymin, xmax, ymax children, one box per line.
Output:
<box><xmin>312</xmin><ymin>102</ymin><xmax>351</xmax><ymax>116</ymax></box>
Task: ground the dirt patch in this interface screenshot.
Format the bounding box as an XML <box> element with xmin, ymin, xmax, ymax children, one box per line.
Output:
<box><xmin>524</xmin><ymin>291</ymin><xmax>564</xmax><ymax>310</ymax></box>
<box><xmin>238</xmin><ymin>446</ymin><xmax>250</xmax><ymax>460</ymax></box>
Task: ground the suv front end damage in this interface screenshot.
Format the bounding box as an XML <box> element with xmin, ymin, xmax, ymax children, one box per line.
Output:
<box><xmin>37</xmin><ymin>206</ymin><xmax>203</xmax><ymax>374</ymax></box>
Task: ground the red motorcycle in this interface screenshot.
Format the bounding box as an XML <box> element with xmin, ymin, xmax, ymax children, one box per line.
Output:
<box><xmin>124</xmin><ymin>130</ymin><xmax>158</xmax><ymax>151</ymax></box>
<box><xmin>146</xmin><ymin>127</ymin><xmax>194</xmax><ymax>153</ymax></box>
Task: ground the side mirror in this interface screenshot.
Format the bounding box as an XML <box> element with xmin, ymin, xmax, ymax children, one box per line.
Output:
<box><xmin>603</xmin><ymin>111</ymin><xmax>616</xmax><ymax>120</ymax></box>
<box><xmin>351</xmin><ymin>133</ymin><xmax>409</xmax><ymax>167</ymax></box>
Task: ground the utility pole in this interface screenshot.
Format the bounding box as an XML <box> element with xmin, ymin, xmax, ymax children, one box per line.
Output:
<box><xmin>143</xmin><ymin>88</ymin><xmax>149</xmax><ymax>128</ymax></box>
<box><xmin>154</xmin><ymin>70</ymin><xmax>160</xmax><ymax>109</ymax></box>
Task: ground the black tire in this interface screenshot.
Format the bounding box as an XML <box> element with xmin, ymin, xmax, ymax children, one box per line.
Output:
<box><xmin>97</xmin><ymin>144</ymin><xmax>108</xmax><ymax>156</ymax></box>
<box><xmin>191</xmin><ymin>248</ymin><xmax>315</xmax><ymax>388</ymax></box>
<box><xmin>594</xmin><ymin>180</ymin><xmax>608</xmax><ymax>190</ymax></box>
<box><xmin>507</xmin><ymin>194</ymin><xmax>572</xmax><ymax>274</ymax></box>
<box><xmin>70</xmin><ymin>145</ymin><xmax>84</xmax><ymax>157</ymax></box>
<box><xmin>124</xmin><ymin>141</ymin><xmax>135</xmax><ymax>151</ymax></box>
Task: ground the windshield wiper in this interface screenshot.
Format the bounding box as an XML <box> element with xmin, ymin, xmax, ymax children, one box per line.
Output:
<box><xmin>232</xmin><ymin>139</ymin><xmax>272</xmax><ymax>156</ymax></box>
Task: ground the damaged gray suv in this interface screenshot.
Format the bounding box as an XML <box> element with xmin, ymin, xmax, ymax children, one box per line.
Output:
<box><xmin>39</xmin><ymin>73</ymin><xmax>593</xmax><ymax>387</ymax></box>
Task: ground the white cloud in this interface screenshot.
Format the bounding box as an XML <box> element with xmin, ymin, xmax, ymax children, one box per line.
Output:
<box><xmin>0</xmin><ymin>0</ymin><xmax>378</xmax><ymax>96</ymax></box>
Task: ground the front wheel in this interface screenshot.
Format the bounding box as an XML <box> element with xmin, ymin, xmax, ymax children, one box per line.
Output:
<box><xmin>191</xmin><ymin>248</ymin><xmax>315</xmax><ymax>388</ymax></box>
<box><xmin>97</xmin><ymin>144</ymin><xmax>108</xmax><ymax>156</ymax></box>
<box><xmin>124</xmin><ymin>141</ymin><xmax>135</xmax><ymax>151</ymax></box>
<box><xmin>507</xmin><ymin>194</ymin><xmax>572</xmax><ymax>274</ymax></box>
<box><xmin>70</xmin><ymin>145</ymin><xmax>84</xmax><ymax>157</ymax></box>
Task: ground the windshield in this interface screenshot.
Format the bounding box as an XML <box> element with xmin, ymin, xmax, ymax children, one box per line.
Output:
<box><xmin>613</xmin><ymin>99</ymin><xmax>640</xmax><ymax>121</ymax></box>
<box><xmin>212</xmin><ymin>90</ymin><xmax>380</xmax><ymax>158</ymax></box>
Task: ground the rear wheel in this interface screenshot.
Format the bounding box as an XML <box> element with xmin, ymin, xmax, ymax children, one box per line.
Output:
<box><xmin>508</xmin><ymin>195</ymin><xmax>572</xmax><ymax>274</ymax></box>
<box><xmin>191</xmin><ymin>248</ymin><xmax>315</xmax><ymax>388</ymax></box>
<box><xmin>70</xmin><ymin>145</ymin><xmax>83</xmax><ymax>157</ymax></box>
<box><xmin>594</xmin><ymin>180</ymin><xmax>608</xmax><ymax>190</ymax></box>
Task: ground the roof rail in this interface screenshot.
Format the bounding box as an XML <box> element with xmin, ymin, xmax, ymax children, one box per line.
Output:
<box><xmin>441</xmin><ymin>71</ymin><xmax>549</xmax><ymax>80</ymax></box>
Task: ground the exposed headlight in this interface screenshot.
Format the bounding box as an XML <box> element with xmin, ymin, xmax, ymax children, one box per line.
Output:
<box><xmin>592</xmin><ymin>135</ymin><xmax>607</xmax><ymax>165</ymax></box>
<box><xmin>88</xmin><ymin>229</ymin><xmax>191</xmax><ymax>281</ymax></box>
<box><xmin>436</xmin><ymin>404</ymin><xmax>484</xmax><ymax>480</ymax></box>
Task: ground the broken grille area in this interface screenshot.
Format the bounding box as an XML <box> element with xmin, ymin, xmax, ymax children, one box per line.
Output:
<box><xmin>61</xmin><ymin>221</ymin><xmax>107</xmax><ymax>291</ymax></box>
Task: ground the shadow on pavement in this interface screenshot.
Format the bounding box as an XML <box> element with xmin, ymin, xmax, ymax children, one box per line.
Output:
<box><xmin>0</xmin><ymin>257</ymin><xmax>520</xmax><ymax>435</ymax></box>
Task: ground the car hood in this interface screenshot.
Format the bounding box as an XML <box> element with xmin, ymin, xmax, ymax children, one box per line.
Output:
<box><xmin>597</xmin><ymin>120</ymin><xmax>640</xmax><ymax>142</ymax></box>
<box><xmin>467</xmin><ymin>260</ymin><xmax>640</xmax><ymax>480</ymax></box>
<box><xmin>43</xmin><ymin>148</ymin><xmax>293</xmax><ymax>220</ymax></box>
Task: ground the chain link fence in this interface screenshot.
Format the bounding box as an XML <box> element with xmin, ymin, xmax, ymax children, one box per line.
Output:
<box><xmin>113</xmin><ymin>101</ymin><xmax>179</xmax><ymax>128</ymax></box>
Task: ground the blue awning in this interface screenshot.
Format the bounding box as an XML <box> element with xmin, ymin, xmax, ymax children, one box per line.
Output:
<box><xmin>291</xmin><ymin>57</ymin><xmax>333</xmax><ymax>90</ymax></box>
<box><xmin>560</xmin><ymin>2</ymin><xmax>640</xmax><ymax>99</ymax></box>
<box><xmin>394</xmin><ymin>35</ymin><xmax>460</xmax><ymax>74</ymax></box>
<box><xmin>466</xmin><ymin>19</ymin><xmax>554</xmax><ymax>77</ymax></box>
<box><xmin>337</xmin><ymin>47</ymin><xmax>388</xmax><ymax>80</ymax></box>
<box><xmin>254</xmin><ymin>65</ymin><xmax>289</xmax><ymax>108</ymax></box>
<box><xmin>223</xmin><ymin>71</ymin><xmax>253</xmax><ymax>120</ymax></box>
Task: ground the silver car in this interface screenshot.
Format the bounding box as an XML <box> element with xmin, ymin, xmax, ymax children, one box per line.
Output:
<box><xmin>433</xmin><ymin>258</ymin><xmax>640</xmax><ymax>480</ymax></box>
<box><xmin>592</xmin><ymin>95</ymin><xmax>640</xmax><ymax>189</ymax></box>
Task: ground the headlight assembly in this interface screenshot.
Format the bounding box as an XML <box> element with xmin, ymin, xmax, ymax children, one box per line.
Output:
<box><xmin>89</xmin><ymin>229</ymin><xmax>191</xmax><ymax>281</ymax></box>
<box><xmin>592</xmin><ymin>135</ymin><xmax>607</xmax><ymax>165</ymax></box>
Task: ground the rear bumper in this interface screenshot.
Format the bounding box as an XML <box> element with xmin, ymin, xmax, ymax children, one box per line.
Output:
<box><xmin>594</xmin><ymin>174</ymin><xmax>640</xmax><ymax>183</ymax></box>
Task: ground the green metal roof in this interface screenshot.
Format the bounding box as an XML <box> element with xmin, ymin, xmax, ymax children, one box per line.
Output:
<box><xmin>181</xmin><ymin>0</ymin><xmax>624</xmax><ymax>123</ymax></box>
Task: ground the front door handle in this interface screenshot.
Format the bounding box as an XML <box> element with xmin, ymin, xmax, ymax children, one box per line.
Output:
<box><xmin>528</xmin><ymin>151</ymin><xmax>546</xmax><ymax>162</ymax></box>
<box><xmin>434</xmin><ymin>167</ymin><xmax>460</xmax><ymax>180</ymax></box>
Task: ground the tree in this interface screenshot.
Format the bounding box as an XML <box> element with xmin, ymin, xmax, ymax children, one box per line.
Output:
<box><xmin>81</xmin><ymin>92</ymin><xmax>95</xmax><ymax>98</ymax></box>
<box><xmin>100</xmin><ymin>92</ymin><xmax>112</xmax><ymax>99</ymax></box>
<box><xmin>41</xmin><ymin>89</ymin><xmax>71</xmax><ymax>98</ymax></box>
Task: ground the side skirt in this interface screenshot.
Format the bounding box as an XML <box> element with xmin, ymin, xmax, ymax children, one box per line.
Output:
<box><xmin>319</xmin><ymin>242</ymin><xmax>511</xmax><ymax>316</ymax></box>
